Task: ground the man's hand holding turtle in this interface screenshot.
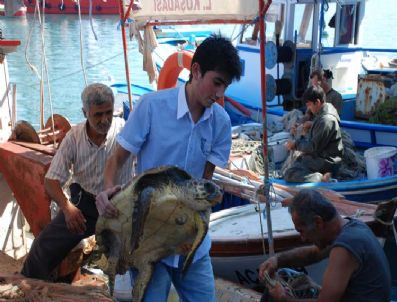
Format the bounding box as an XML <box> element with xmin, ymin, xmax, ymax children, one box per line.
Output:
<box><xmin>96</xmin><ymin>186</ymin><xmax>121</xmax><ymax>218</ymax></box>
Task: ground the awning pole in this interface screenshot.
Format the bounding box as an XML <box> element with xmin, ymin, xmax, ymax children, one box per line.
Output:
<box><xmin>119</xmin><ymin>0</ymin><xmax>133</xmax><ymax>110</ymax></box>
<box><xmin>259</xmin><ymin>0</ymin><xmax>274</xmax><ymax>257</ymax></box>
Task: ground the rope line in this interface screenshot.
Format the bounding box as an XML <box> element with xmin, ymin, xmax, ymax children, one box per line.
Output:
<box><xmin>77</xmin><ymin>0</ymin><xmax>88</xmax><ymax>86</ymax></box>
<box><xmin>88</xmin><ymin>0</ymin><xmax>99</xmax><ymax>41</ymax></box>
<box><xmin>24</xmin><ymin>51</ymin><xmax>127</xmax><ymax>89</ymax></box>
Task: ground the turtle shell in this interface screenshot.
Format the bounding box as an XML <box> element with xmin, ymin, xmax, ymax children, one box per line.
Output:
<box><xmin>94</xmin><ymin>166</ymin><xmax>222</xmax><ymax>302</ymax></box>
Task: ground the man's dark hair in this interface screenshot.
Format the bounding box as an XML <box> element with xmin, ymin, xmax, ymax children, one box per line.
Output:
<box><xmin>310</xmin><ymin>69</ymin><xmax>333</xmax><ymax>81</ymax></box>
<box><xmin>288</xmin><ymin>189</ymin><xmax>337</xmax><ymax>227</ymax></box>
<box><xmin>302</xmin><ymin>85</ymin><xmax>326</xmax><ymax>104</ymax></box>
<box><xmin>188</xmin><ymin>34</ymin><xmax>241</xmax><ymax>83</ymax></box>
<box><xmin>310</xmin><ymin>69</ymin><xmax>324</xmax><ymax>81</ymax></box>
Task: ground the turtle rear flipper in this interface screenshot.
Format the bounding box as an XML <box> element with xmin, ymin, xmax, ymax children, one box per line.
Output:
<box><xmin>182</xmin><ymin>211</ymin><xmax>209</xmax><ymax>274</ymax></box>
<box><xmin>132</xmin><ymin>247</ymin><xmax>174</xmax><ymax>302</ymax></box>
<box><xmin>132</xmin><ymin>262</ymin><xmax>154</xmax><ymax>302</ymax></box>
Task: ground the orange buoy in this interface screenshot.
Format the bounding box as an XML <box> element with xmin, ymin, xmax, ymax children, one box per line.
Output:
<box><xmin>157</xmin><ymin>51</ymin><xmax>193</xmax><ymax>90</ymax></box>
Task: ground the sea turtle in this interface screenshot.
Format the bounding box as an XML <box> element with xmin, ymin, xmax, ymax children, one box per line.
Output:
<box><xmin>94</xmin><ymin>166</ymin><xmax>223</xmax><ymax>302</ymax></box>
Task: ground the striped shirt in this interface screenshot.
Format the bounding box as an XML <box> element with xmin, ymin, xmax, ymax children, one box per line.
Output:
<box><xmin>46</xmin><ymin>117</ymin><xmax>133</xmax><ymax>195</ymax></box>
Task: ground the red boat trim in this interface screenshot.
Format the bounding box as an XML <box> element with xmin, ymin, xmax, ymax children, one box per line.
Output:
<box><xmin>0</xmin><ymin>40</ymin><xmax>21</xmax><ymax>47</ymax></box>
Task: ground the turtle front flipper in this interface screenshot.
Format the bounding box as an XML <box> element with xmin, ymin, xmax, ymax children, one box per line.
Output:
<box><xmin>131</xmin><ymin>187</ymin><xmax>154</xmax><ymax>251</ymax></box>
<box><xmin>97</xmin><ymin>229</ymin><xmax>122</xmax><ymax>296</ymax></box>
<box><xmin>182</xmin><ymin>211</ymin><xmax>209</xmax><ymax>274</ymax></box>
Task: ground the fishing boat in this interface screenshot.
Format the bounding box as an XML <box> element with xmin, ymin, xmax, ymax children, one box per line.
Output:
<box><xmin>1</xmin><ymin>0</ymin><xmax>396</xmax><ymax>300</ymax></box>
<box><xmin>148</xmin><ymin>0</ymin><xmax>397</xmax><ymax>149</ymax></box>
<box><xmin>0</xmin><ymin>38</ymin><xmax>32</xmax><ymax>260</ymax></box>
<box><xmin>23</xmin><ymin>0</ymin><xmax>119</xmax><ymax>15</ymax></box>
<box><xmin>111</xmin><ymin>0</ymin><xmax>397</xmax><ymax>203</ymax></box>
<box><xmin>114</xmin><ymin>81</ymin><xmax>397</xmax><ymax>204</ymax></box>
<box><xmin>210</xmin><ymin>197</ymin><xmax>396</xmax><ymax>290</ymax></box>
<box><xmin>0</xmin><ymin>0</ymin><xmax>26</xmax><ymax>16</ymax></box>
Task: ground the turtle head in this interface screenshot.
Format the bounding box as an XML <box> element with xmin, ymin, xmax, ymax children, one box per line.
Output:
<box><xmin>184</xmin><ymin>179</ymin><xmax>223</xmax><ymax>207</ymax></box>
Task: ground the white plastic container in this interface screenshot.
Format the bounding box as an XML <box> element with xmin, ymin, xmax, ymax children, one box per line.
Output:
<box><xmin>364</xmin><ymin>146</ymin><xmax>397</xmax><ymax>179</ymax></box>
<box><xmin>113</xmin><ymin>272</ymin><xmax>133</xmax><ymax>301</ymax></box>
<box><xmin>268</xmin><ymin>131</ymin><xmax>290</xmax><ymax>163</ymax></box>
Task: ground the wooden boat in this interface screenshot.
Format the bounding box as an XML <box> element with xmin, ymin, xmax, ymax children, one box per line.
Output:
<box><xmin>23</xmin><ymin>0</ymin><xmax>119</xmax><ymax>15</ymax></box>
<box><xmin>0</xmin><ymin>38</ymin><xmax>29</xmax><ymax>260</ymax></box>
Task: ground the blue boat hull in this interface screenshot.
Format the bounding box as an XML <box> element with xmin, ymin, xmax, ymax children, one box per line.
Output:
<box><xmin>113</xmin><ymin>83</ymin><xmax>397</xmax><ymax>204</ymax></box>
<box><xmin>272</xmin><ymin>176</ymin><xmax>397</xmax><ymax>203</ymax></box>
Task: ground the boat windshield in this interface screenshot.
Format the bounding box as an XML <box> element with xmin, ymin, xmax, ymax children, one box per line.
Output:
<box><xmin>336</xmin><ymin>3</ymin><xmax>360</xmax><ymax>45</ymax></box>
<box><xmin>321</xmin><ymin>1</ymin><xmax>361</xmax><ymax>47</ymax></box>
<box><xmin>293</xmin><ymin>3</ymin><xmax>314</xmax><ymax>48</ymax></box>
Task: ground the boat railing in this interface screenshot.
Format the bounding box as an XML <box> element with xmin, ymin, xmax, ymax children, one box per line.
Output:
<box><xmin>0</xmin><ymin>82</ymin><xmax>16</xmax><ymax>143</ymax></box>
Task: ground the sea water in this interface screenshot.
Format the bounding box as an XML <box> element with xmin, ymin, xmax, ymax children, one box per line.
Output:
<box><xmin>1</xmin><ymin>0</ymin><xmax>397</xmax><ymax>126</ymax></box>
<box><xmin>0</xmin><ymin>14</ymin><xmax>152</xmax><ymax>126</ymax></box>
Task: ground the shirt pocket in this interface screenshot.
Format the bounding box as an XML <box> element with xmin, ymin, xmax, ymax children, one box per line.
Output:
<box><xmin>201</xmin><ymin>139</ymin><xmax>212</xmax><ymax>157</ymax></box>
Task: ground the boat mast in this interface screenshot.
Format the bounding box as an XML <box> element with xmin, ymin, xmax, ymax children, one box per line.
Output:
<box><xmin>118</xmin><ymin>0</ymin><xmax>133</xmax><ymax>110</ymax></box>
<box><xmin>259</xmin><ymin>0</ymin><xmax>275</xmax><ymax>257</ymax></box>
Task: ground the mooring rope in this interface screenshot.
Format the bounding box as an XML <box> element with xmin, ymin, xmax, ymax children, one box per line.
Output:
<box><xmin>76</xmin><ymin>0</ymin><xmax>88</xmax><ymax>86</ymax></box>
<box><xmin>88</xmin><ymin>0</ymin><xmax>99</xmax><ymax>41</ymax></box>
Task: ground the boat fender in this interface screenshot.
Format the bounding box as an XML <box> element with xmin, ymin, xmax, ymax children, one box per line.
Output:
<box><xmin>58</xmin><ymin>3</ymin><xmax>65</xmax><ymax>11</ymax></box>
<box><xmin>96</xmin><ymin>5</ymin><xmax>102</xmax><ymax>11</ymax></box>
<box><xmin>45</xmin><ymin>2</ymin><xmax>52</xmax><ymax>9</ymax></box>
<box><xmin>74</xmin><ymin>4</ymin><xmax>79</xmax><ymax>10</ymax></box>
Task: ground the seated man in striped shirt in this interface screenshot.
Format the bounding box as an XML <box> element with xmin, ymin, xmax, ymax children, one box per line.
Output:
<box><xmin>21</xmin><ymin>83</ymin><xmax>133</xmax><ymax>280</ymax></box>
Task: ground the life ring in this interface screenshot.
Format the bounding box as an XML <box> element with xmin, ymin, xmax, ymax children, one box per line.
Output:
<box><xmin>158</xmin><ymin>51</ymin><xmax>192</xmax><ymax>90</ymax></box>
<box><xmin>157</xmin><ymin>51</ymin><xmax>225</xmax><ymax>106</ymax></box>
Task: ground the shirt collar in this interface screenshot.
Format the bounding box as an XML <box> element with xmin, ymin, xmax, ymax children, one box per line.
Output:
<box><xmin>177</xmin><ymin>83</ymin><xmax>213</xmax><ymax>122</ymax></box>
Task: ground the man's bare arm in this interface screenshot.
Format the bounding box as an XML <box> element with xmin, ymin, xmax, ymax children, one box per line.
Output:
<box><xmin>96</xmin><ymin>143</ymin><xmax>133</xmax><ymax>217</ymax></box>
<box><xmin>266</xmin><ymin>246</ymin><xmax>355</xmax><ymax>302</ymax></box>
<box><xmin>277</xmin><ymin>245</ymin><xmax>331</xmax><ymax>268</ymax></box>
<box><xmin>259</xmin><ymin>245</ymin><xmax>330</xmax><ymax>282</ymax></box>
<box><xmin>44</xmin><ymin>178</ymin><xmax>86</xmax><ymax>234</ymax></box>
<box><xmin>44</xmin><ymin>178</ymin><xmax>70</xmax><ymax>211</ymax></box>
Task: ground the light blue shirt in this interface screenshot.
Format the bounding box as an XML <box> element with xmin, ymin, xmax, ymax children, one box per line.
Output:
<box><xmin>117</xmin><ymin>84</ymin><xmax>231</xmax><ymax>267</ymax></box>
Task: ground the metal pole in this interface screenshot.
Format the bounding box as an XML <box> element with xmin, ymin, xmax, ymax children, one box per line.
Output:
<box><xmin>119</xmin><ymin>0</ymin><xmax>133</xmax><ymax>110</ymax></box>
<box><xmin>258</xmin><ymin>0</ymin><xmax>274</xmax><ymax>257</ymax></box>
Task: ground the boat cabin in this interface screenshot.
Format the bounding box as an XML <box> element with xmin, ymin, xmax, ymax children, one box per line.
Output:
<box><xmin>229</xmin><ymin>0</ymin><xmax>397</xmax><ymax>115</ymax></box>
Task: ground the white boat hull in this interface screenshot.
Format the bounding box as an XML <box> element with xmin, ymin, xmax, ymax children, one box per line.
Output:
<box><xmin>212</xmin><ymin>254</ymin><xmax>328</xmax><ymax>290</ymax></box>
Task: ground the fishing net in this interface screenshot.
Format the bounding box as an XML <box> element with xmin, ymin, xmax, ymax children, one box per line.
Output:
<box><xmin>261</xmin><ymin>268</ymin><xmax>321</xmax><ymax>301</ymax></box>
<box><xmin>0</xmin><ymin>274</ymin><xmax>111</xmax><ymax>302</ymax></box>
<box><xmin>369</xmin><ymin>97</ymin><xmax>397</xmax><ymax>125</ymax></box>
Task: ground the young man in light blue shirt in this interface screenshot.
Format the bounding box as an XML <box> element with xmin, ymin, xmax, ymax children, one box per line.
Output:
<box><xmin>96</xmin><ymin>34</ymin><xmax>242</xmax><ymax>301</ymax></box>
